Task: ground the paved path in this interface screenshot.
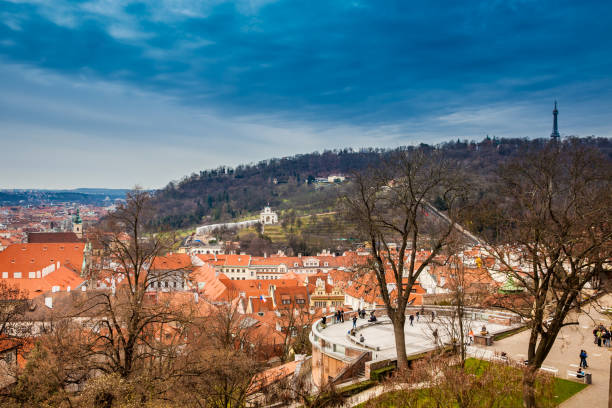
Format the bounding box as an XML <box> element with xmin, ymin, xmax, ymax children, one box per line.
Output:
<box><xmin>471</xmin><ymin>295</ymin><xmax>612</xmax><ymax>408</ymax></box>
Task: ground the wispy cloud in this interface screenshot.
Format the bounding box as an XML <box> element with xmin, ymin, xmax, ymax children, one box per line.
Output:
<box><xmin>0</xmin><ymin>0</ymin><xmax>611</xmax><ymax>187</ymax></box>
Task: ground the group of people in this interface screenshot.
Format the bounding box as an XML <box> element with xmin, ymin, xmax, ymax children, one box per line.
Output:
<box><xmin>408</xmin><ymin>311</ymin><xmax>421</xmax><ymax>326</ymax></box>
<box><xmin>577</xmin><ymin>350</ymin><xmax>588</xmax><ymax>379</ymax></box>
<box><xmin>334</xmin><ymin>309</ymin><xmax>346</xmax><ymax>323</ymax></box>
<box><xmin>593</xmin><ymin>325</ymin><xmax>612</xmax><ymax>347</ymax></box>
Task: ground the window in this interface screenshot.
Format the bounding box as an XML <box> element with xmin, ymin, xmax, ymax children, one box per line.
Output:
<box><xmin>282</xmin><ymin>299</ymin><xmax>291</xmax><ymax>305</ymax></box>
<box><xmin>29</xmin><ymin>272</ymin><xmax>36</xmax><ymax>279</ymax></box>
<box><xmin>1</xmin><ymin>272</ymin><xmax>7</xmax><ymax>279</ymax></box>
<box><xmin>164</xmin><ymin>281</ymin><xmax>169</xmax><ymax>288</ymax></box>
<box><xmin>13</xmin><ymin>272</ymin><xmax>21</xmax><ymax>279</ymax></box>
<box><xmin>296</xmin><ymin>299</ymin><xmax>305</xmax><ymax>304</ymax></box>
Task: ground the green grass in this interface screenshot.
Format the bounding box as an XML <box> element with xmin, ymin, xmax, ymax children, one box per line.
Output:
<box><xmin>370</xmin><ymin>365</ymin><xmax>395</xmax><ymax>381</ymax></box>
<box><xmin>356</xmin><ymin>359</ymin><xmax>588</xmax><ymax>407</ymax></box>
<box><xmin>552</xmin><ymin>378</ymin><xmax>587</xmax><ymax>404</ymax></box>
<box><xmin>493</xmin><ymin>326</ymin><xmax>529</xmax><ymax>341</ymax></box>
<box><xmin>339</xmin><ymin>380</ymin><xmax>377</xmax><ymax>396</ymax></box>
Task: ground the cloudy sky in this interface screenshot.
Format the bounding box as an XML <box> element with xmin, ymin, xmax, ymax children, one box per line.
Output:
<box><xmin>1</xmin><ymin>0</ymin><xmax>611</xmax><ymax>189</ymax></box>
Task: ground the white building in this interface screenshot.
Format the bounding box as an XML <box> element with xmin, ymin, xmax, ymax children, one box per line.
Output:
<box><xmin>259</xmin><ymin>206</ymin><xmax>278</xmax><ymax>225</ymax></box>
<box><xmin>327</xmin><ymin>174</ymin><xmax>346</xmax><ymax>183</ymax></box>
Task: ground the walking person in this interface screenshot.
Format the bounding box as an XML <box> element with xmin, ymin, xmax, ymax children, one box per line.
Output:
<box><xmin>352</xmin><ymin>315</ymin><xmax>357</xmax><ymax>329</ymax></box>
<box><xmin>431</xmin><ymin>310</ymin><xmax>436</xmax><ymax>322</ymax></box>
<box><xmin>416</xmin><ymin>311</ymin><xmax>420</xmax><ymax>322</ymax></box>
<box><xmin>597</xmin><ymin>329</ymin><xmax>602</xmax><ymax>347</ymax></box>
<box><xmin>579</xmin><ymin>349</ymin><xmax>588</xmax><ymax>368</ymax></box>
<box><xmin>409</xmin><ymin>314</ymin><xmax>414</xmax><ymax>326</ymax></box>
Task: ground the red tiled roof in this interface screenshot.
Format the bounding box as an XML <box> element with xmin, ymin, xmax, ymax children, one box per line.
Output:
<box><xmin>0</xmin><ymin>243</ymin><xmax>85</xmax><ymax>274</ymax></box>
<box><xmin>151</xmin><ymin>253</ymin><xmax>193</xmax><ymax>270</ymax></box>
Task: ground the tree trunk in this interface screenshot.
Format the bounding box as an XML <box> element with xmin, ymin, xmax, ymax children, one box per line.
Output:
<box><xmin>522</xmin><ymin>366</ymin><xmax>537</xmax><ymax>408</ymax></box>
<box><xmin>393</xmin><ymin>316</ymin><xmax>409</xmax><ymax>370</ymax></box>
<box><xmin>608</xmin><ymin>354</ymin><xmax>612</xmax><ymax>408</ymax></box>
<box><xmin>458</xmin><ymin>304</ymin><xmax>465</xmax><ymax>367</ymax></box>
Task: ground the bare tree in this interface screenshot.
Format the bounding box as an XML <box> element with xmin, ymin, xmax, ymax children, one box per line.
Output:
<box><xmin>0</xmin><ymin>281</ymin><xmax>30</xmax><ymax>338</ymax></box>
<box><xmin>275</xmin><ymin>302</ymin><xmax>314</xmax><ymax>363</ymax></box>
<box><xmin>343</xmin><ymin>148</ymin><xmax>468</xmax><ymax>370</ymax></box>
<box><xmin>172</xmin><ymin>301</ymin><xmax>268</xmax><ymax>408</ymax></box>
<box><xmin>81</xmin><ymin>189</ymin><xmax>187</xmax><ymax>388</ymax></box>
<box><xmin>429</xmin><ymin>253</ymin><xmax>492</xmax><ymax>366</ymax></box>
<box><xmin>487</xmin><ymin>140</ymin><xmax>612</xmax><ymax>408</ymax></box>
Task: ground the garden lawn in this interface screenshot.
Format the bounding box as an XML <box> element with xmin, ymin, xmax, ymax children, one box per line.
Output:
<box><xmin>357</xmin><ymin>358</ymin><xmax>587</xmax><ymax>407</ymax></box>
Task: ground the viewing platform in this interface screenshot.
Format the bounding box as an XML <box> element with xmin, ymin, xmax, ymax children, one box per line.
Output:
<box><xmin>310</xmin><ymin>306</ymin><xmax>523</xmax><ymax>387</ymax></box>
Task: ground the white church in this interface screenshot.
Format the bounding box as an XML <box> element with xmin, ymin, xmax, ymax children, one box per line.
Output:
<box><xmin>259</xmin><ymin>206</ymin><xmax>278</xmax><ymax>225</ymax></box>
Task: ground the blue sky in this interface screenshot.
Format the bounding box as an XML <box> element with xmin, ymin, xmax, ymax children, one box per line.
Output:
<box><xmin>1</xmin><ymin>0</ymin><xmax>611</xmax><ymax>189</ymax></box>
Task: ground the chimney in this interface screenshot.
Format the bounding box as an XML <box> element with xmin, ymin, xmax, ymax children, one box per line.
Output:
<box><xmin>298</xmin><ymin>253</ymin><xmax>302</xmax><ymax>258</ymax></box>
<box><xmin>67</xmin><ymin>286</ymin><xmax>71</xmax><ymax>292</ymax></box>
<box><xmin>264</xmin><ymin>252</ymin><xmax>267</xmax><ymax>258</ymax></box>
<box><xmin>45</xmin><ymin>296</ymin><xmax>52</xmax><ymax>309</ymax></box>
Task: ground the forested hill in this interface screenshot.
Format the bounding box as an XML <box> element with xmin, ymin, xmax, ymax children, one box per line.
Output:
<box><xmin>149</xmin><ymin>137</ymin><xmax>612</xmax><ymax>230</ymax></box>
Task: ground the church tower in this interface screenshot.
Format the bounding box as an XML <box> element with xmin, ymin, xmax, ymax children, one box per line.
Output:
<box><xmin>72</xmin><ymin>209</ymin><xmax>83</xmax><ymax>239</ymax></box>
<box><xmin>550</xmin><ymin>101</ymin><xmax>560</xmax><ymax>140</ymax></box>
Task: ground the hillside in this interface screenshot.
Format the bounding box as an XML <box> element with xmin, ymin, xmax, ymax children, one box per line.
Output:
<box><xmin>149</xmin><ymin>137</ymin><xmax>612</xmax><ymax>231</ymax></box>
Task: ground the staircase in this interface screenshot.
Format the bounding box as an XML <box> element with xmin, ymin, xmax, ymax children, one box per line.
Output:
<box><xmin>329</xmin><ymin>351</ymin><xmax>372</xmax><ymax>385</ymax></box>
<box><xmin>357</xmin><ymin>366</ymin><xmax>366</xmax><ymax>379</ymax></box>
